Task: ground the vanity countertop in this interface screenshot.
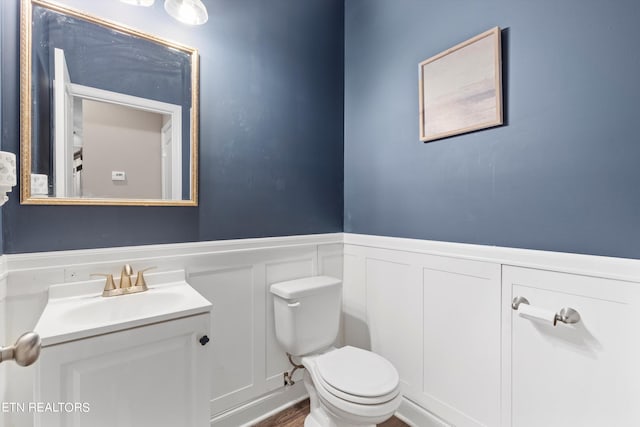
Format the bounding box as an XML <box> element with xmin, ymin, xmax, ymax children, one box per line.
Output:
<box><xmin>35</xmin><ymin>270</ymin><xmax>211</xmax><ymax>347</ymax></box>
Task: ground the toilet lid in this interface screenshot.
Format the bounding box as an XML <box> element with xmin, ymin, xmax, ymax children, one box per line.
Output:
<box><xmin>315</xmin><ymin>346</ymin><xmax>399</xmax><ymax>398</ymax></box>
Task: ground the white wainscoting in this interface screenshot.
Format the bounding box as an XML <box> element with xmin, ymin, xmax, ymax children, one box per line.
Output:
<box><xmin>0</xmin><ymin>234</ymin><xmax>342</xmax><ymax>427</ymax></box>
<box><xmin>0</xmin><ymin>255</ymin><xmax>8</xmax><ymax>425</ymax></box>
<box><xmin>3</xmin><ymin>232</ymin><xmax>639</xmax><ymax>427</ymax></box>
<box><xmin>344</xmin><ymin>243</ymin><xmax>502</xmax><ymax>427</ymax></box>
<box><xmin>343</xmin><ymin>233</ymin><xmax>640</xmax><ymax>427</ymax></box>
<box><xmin>502</xmin><ymin>266</ymin><xmax>640</xmax><ymax>427</ymax></box>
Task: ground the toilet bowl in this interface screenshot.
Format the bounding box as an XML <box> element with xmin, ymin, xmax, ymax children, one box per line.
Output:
<box><xmin>301</xmin><ymin>346</ymin><xmax>402</xmax><ymax>427</ymax></box>
<box><xmin>270</xmin><ymin>276</ymin><xmax>402</xmax><ymax>427</ymax></box>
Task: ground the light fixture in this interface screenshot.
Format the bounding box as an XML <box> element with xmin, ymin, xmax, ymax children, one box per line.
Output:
<box><xmin>164</xmin><ymin>0</ymin><xmax>208</xmax><ymax>25</ymax></box>
<box><xmin>0</xmin><ymin>151</ymin><xmax>17</xmax><ymax>206</ymax></box>
<box><xmin>120</xmin><ymin>0</ymin><xmax>208</xmax><ymax>25</ymax></box>
<box><xmin>120</xmin><ymin>0</ymin><xmax>156</xmax><ymax>6</ymax></box>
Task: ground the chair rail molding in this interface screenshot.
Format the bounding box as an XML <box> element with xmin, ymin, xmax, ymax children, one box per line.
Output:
<box><xmin>343</xmin><ymin>233</ymin><xmax>640</xmax><ymax>283</ymax></box>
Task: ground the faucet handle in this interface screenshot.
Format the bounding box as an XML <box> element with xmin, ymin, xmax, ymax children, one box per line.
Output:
<box><xmin>134</xmin><ymin>267</ymin><xmax>157</xmax><ymax>288</ymax></box>
<box><xmin>90</xmin><ymin>273</ymin><xmax>117</xmax><ymax>292</ymax></box>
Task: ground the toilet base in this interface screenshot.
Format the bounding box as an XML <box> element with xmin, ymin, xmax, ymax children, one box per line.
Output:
<box><xmin>304</xmin><ymin>409</ymin><xmax>374</xmax><ymax>427</ymax></box>
<box><xmin>302</xmin><ymin>370</ymin><xmax>377</xmax><ymax>427</ymax></box>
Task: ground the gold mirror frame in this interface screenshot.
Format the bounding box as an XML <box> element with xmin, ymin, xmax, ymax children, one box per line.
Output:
<box><xmin>20</xmin><ymin>0</ymin><xmax>199</xmax><ymax>206</ymax></box>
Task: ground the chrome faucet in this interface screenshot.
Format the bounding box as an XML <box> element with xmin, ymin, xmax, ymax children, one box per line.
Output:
<box><xmin>91</xmin><ymin>264</ymin><xmax>155</xmax><ymax>297</ymax></box>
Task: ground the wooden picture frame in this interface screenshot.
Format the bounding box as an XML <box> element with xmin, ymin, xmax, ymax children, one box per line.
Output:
<box><xmin>419</xmin><ymin>27</ymin><xmax>503</xmax><ymax>142</ymax></box>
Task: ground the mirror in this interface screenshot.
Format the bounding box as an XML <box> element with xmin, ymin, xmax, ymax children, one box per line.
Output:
<box><xmin>20</xmin><ymin>0</ymin><xmax>199</xmax><ymax>205</ymax></box>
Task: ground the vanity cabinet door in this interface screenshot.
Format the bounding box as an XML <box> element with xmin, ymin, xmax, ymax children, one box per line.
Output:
<box><xmin>34</xmin><ymin>313</ymin><xmax>211</xmax><ymax>427</ymax></box>
<box><xmin>502</xmin><ymin>267</ymin><xmax>640</xmax><ymax>427</ymax></box>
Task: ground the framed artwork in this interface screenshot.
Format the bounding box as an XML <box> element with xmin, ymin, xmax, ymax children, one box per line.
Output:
<box><xmin>419</xmin><ymin>27</ymin><xmax>503</xmax><ymax>142</ymax></box>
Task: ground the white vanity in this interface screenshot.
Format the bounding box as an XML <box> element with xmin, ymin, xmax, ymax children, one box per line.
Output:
<box><xmin>33</xmin><ymin>270</ymin><xmax>212</xmax><ymax>427</ymax></box>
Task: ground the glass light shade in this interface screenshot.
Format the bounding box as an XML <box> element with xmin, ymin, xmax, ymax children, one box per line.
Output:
<box><xmin>164</xmin><ymin>0</ymin><xmax>208</xmax><ymax>25</ymax></box>
<box><xmin>0</xmin><ymin>151</ymin><xmax>16</xmax><ymax>206</ymax></box>
<box><xmin>120</xmin><ymin>0</ymin><xmax>156</xmax><ymax>6</ymax></box>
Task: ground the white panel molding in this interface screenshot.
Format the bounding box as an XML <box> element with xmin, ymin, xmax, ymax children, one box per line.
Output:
<box><xmin>7</xmin><ymin>232</ymin><xmax>640</xmax><ymax>297</ymax></box>
<box><xmin>344</xmin><ymin>233</ymin><xmax>640</xmax><ymax>283</ymax></box>
<box><xmin>365</xmin><ymin>257</ymin><xmax>423</xmax><ymax>394</ymax></box>
<box><xmin>0</xmin><ymin>234</ymin><xmax>340</xmax><ymax>427</ymax></box>
<box><xmin>6</xmin><ymin>233</ymin><xmax>343</xmax><ymax>272</ymax></box>
<box><xmin>344</xmin><ymin>233</ymin><xmax>640</xmax><ymax>427</ymax></box>
<box><xmin>4</xmin><ymin>234</ymin><xmax>343</xmax><ymax>298</ymax></box>
<box><xmin>420</xmin><ymin>265</ymin><xmax>501</xmax><ymax>427</ymax></box>
<box><xmin>501</xmin><ymin>266</ymin><xmax>640</xmax><ymax>427</ymax></box>
<box><xmin>317</xmin><ymin>243</ymin><xmax>344</xmax><ymax>279</ymax></box>
<box><xmin>0</xmin><ymin>255</ymin><xmax>7</xmax><ymax>305</ymax></box>
<box><xmin>0</xmin><ymin>255</ymin><xmax>8</xmax><ymax>421</ymax></box>
<box><xmin>344</xmin><ymin>241</ymin><xmax>503</xmax><ymax>427</ymax></box>
<box><xmin>4</xmin><ymin>233</ymin><xmax>640</xmax><ymax>427</ymax></box>
<box><xmin>188</xmin><ymin>265</ymin><xmax>256</xmax><ymax>415</ymax></box>
<box><xmin>264</xmin><ymin>256</ymin><xmax>317</xmax><ymax>389</ymax></box>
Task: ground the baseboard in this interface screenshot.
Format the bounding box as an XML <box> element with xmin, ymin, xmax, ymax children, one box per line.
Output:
<box><xmin>396</xmin><ymin>397</ymin><xmax>451</xmax><ymax>427</ymax></box>
<box><xmin>211</xmin><ymin>383</ymin><xmax>307</xmax><ymax>427</ymax></box>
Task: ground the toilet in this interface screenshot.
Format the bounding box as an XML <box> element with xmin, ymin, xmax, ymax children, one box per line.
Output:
<box><xmin>270</xmin><ymin>276</ymin><xmax>402</xmax><ymax>427</ymax></box>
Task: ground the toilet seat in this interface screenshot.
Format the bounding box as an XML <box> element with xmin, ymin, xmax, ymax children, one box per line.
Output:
<box><xmin>314</xmin><ymin>346</ymin><xmax>400</xmax><ymax>405</ymax></box>
<box><xmin>316</xmin><ymin>371</ymin><xmax>400</xmax><ymax>405</ymax></box>
<box><xmin>302</xmin><ymin>346</ymin><xmax>402</xmax><ymax>422</ymax></box>
<box><xmin>315</xmin><ymin>381</ymin><xmax>403</xmax><ymax>424</ymax></box>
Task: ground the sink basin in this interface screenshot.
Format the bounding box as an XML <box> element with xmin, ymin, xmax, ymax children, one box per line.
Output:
<box><xmin>61</xmin><ymin>290</ymin><xmax>187</xmax><ymax>326</ymax></box>
<box><xmin>35</xmin><ymin>270</ymin><xmax>211</xmax><ymax>347</ymax></box>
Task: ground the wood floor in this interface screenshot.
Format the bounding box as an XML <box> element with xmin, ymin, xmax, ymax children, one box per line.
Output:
<box><xmin>253</xmin><ymin>399</ymin><xmax>408</xmax><ymax>427</ymax></box>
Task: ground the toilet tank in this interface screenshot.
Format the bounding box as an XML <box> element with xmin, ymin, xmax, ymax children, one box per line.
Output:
<box><xmin>270</xmin><ymin>276</ymin><xmax>342</xmax><ymax>356</ymax></box>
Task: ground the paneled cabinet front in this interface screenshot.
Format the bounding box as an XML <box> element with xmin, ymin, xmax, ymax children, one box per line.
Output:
<box><xmin>34</xmin><ymin>314</ymin><xmax>211</xmax><ymax>427</ymax></box>
<box><xmin>502</xmin><ymin>266</ymin><xmax>640</xmax><ymax>427</ymax></box>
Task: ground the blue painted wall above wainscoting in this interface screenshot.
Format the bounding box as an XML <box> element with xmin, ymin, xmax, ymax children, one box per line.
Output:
<box><xmin>0</xmin><ymin>0</ymin><xmax>344</xmax><ymax>253</ymax></box>
<box><xmin>3</xmin><ymin>0</ymin><xmax>640</xmax><ymax>259</ymax></box>
<box><xmin>344</xmin><ymin>0</ymin><xmax>640</xmax><ymax>259</ymax></box>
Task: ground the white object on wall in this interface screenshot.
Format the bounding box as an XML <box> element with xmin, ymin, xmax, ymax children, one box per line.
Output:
<box><xmin>111</xmin><ymin>171</ymin><xmax>126</xmax><ymax>181</ymax></box>
<box><xmin>0</xmin><ymin>151</ymin><xmax>17</xmax><ymax>206</ymax></box>
<box><xmin>516</xmin><ymin>302</ymin><xmax>557</xmax><ymax>325</ymax></box>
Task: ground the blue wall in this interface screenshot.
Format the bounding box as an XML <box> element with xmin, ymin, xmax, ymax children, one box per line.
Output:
<box><xmin>344</xmin><ymin>0</ymin><xmax>640</xmax><ymax>258</ymax></box>
<box><xmin>1</xmin><ymin>0</ymin><xmax>344</xmax><ymax>253</ymax></box>
<box><xmin>5</xmin><ymin>0</ymin><xmax>637</xmax><ymax>258</ymax></box>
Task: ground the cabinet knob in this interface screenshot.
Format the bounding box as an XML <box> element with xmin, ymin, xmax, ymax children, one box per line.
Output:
<box><xmin>0</xmin><ymin>332</ymin><xmax>41</xmax><ymax>366</ymax></box>
<box><xmin>199</xmin><ymin>335</ymin><xmax>210</xmax><ymax>346</ymax></box>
